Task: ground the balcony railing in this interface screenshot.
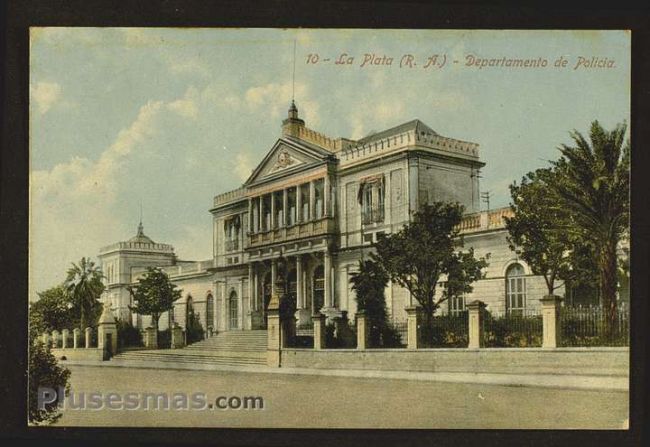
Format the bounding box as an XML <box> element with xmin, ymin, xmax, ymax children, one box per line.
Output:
<box><xmin>248</xmin><ymin>217</ymin><xmax>336</xmax><ymax>248</ymax></box>
<box><xmin>361</xmin><ymin>205</ymin><xmax>385</xmax><ymax>225</ymax></box>
<box><xmin>224</xmin><ymin>239</ymin><xmax>239</xmax><ymax>252</ymax></box>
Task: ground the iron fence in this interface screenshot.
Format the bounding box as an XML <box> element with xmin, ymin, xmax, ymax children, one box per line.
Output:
<box><xmin>482</xmin><ymin>309</ymin><xmax>543</xmax><ymax>348</ymax></box>
<box><xmin>559</xmin><ymin>304</ymin><xmax>629</xmax><ymax>347</ymax></box>
<box><xmin>392</xmin><ymin>321</ymin><xmax>409</xmax><ymax>348</ymax></box>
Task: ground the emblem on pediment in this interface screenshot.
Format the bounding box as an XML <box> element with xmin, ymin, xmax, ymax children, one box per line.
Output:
<box><xmin>271</xmin><ymin>149</ymin><xmax>298</xmax><ymax>172</ymax></box>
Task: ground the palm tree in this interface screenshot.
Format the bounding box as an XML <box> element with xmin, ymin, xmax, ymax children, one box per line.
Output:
<box><xmin>549</xmin><ymin>121</ymin><xmax>629</xmax><ymax>336</ymax></box>
<box><xmin>64</xmin><ymin>257</ymin><xmax>105</xmax><ymax>331</ymax></box>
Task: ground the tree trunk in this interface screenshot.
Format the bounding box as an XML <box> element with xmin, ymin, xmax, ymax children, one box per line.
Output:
<box><xmin>599</xmin><ymin>241</ymin><xmax>618</xmax><ymax>339</ymax></box>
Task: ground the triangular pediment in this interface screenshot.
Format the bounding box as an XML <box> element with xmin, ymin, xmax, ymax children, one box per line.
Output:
<box><xmin>244</xmin><ymin>138</ymin><xmax>332</xmax><ymax>186</ymax></box>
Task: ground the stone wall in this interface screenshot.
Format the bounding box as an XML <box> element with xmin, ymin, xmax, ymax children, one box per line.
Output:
<box><xmin>280</xmin><ymin>347</ymin><xmax>629</xmax><ymax>376</ymax></box>
<box><xmin>51</xmin><ymin>348</ymin><xmax>106</xmax><ymax>362</ymax></box>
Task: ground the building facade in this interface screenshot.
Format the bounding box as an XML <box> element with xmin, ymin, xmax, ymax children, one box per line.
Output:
<box><xmin>99</xmin><ymin>102</ymin><xmax>626</xmax><ymax>332</ymax></box>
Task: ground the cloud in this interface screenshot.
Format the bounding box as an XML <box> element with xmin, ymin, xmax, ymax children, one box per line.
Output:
<box><xmin>167</xmin><ymin>94</ymin><xmax>199</xmax><ymax>119</ymax></box>
<box><xmin>234</xmin><ymin>152</ymin><xmax>254</xmax><ymax>183</ymax></box>
<box><xmin>243</xmin><ymin>82</ymin><xmax>321</xmax><ymax>126</ymax></box>
<box><xmin>30</xmin><ymin>81</ymin><xmax>62</xmax><ymax>114</ymax></box>
<box><xmin>30</xmin><ymin>100</ymin><xmax>164</xmax><ymax>300</ymax></box>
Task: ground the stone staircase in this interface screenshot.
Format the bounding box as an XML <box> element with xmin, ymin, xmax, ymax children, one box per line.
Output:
<box><xmin>111</xmin><ymin>330</ymin><xmax>268</xmax><ymax>367</ymax></box>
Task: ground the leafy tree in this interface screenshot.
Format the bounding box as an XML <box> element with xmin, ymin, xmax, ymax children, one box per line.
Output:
<box><xmin>29</xmin><ymin>286</ymin><xmax>74</xmax><ymax>334</ymax></box>
<box><xmin>372</xmin><ymin>202</ymin><xmax>489</xmax><ymax>333</ymax></box>
<box><xmin>127</xmin><ymin>267</ymin><xmax>182</xmax><ymax>336</ymax></box>
<box><xmin>28</xmin><ymin>333</ymin><xmax>70</xmax><ymax>425</ymax></box>
<box><xmin>64</xmin><ymin>257</ymin><xmax>104</xmax><ymax>331</ymax></box>
<box><xmin>350</xmin><ymin>259</ymin><xmax>391</xmax><ymax>347</ymax></box>
<box><xmin>506</xmin><ymin>167</ymin><xmax>597</xmax><ymax>296</ymax></box>
<box><xmin>548</xmin><ymin>121</ymin><xmax>629</xmax><ymax>334</ymax></box>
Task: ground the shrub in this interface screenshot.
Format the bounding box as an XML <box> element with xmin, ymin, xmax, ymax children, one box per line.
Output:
<box><xmin>28</xmin><ymin>340</ymin><xmax>71</xmax><ymax>425</ymax></box>
<box><xmin>116</xmin><ymin>320</ymin><xmax>143</xmax><ymax>348</ymax></box>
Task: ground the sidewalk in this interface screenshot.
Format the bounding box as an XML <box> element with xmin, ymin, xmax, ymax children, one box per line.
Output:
<box><xmin>61</xmin><ymin>358</ymin><xmax>629</xmax><ymax>392</ymax></box>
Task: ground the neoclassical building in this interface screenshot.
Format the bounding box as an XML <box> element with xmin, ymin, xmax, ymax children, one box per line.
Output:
<box><xmin>98</xmin><ymin>102</ymin><xmax>626</xmax><ymax>332</ymax></box>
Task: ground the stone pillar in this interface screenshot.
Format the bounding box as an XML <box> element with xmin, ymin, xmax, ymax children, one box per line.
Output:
<box><xmin>295</xmin><ymin>255</ymin><xmax>310</xmax><ymax>325</ymax></box>
<box><xmin>312</xmin><ymin>313</ymin><xmax>327</xmax><ymax>350</ymax></box>
<box><xmin>73</xmin><ymin>328</ymin><xmax>80</xmax><ymax>348</ymax></box>
<box><xmin>266</xmin><ymin>292</ymin><xmax>281</xmax><ymax>367</ymax></box>
<box><xmin>61</xmin><ymin>329</ymin><xmax>69</xmax><ymax>349</ymax></box>
<box><xmin>270</xmin><ymin>192</ymin><xmax>276</xmax><ymax>229</ymax></box>
<box><xmin>309</xmin><ymin>180</ymin><xmax>315</xmax><ymax>221</ymax></box>
<box><xmin>52</xmin><ymin>330</ymin><xmax>60</xmax><ymax>348</ymax></box>
<box><xmin>42</xmin><ymin>333</ymin><xmax>50</xmax><ymax>347</ymax></box>
<box><xmin>467</xmin><ymin>300</ymin><xmax>487</xmax><ymax>349</ymax></box>
<box><xmin>405</xmin><ymin>306</ymin><xmax>423</xmax><ymax>350</ymax></box>
<box><xmin>248</xmin><ymin>198</ymin><xmax>253</xmax><ymax>232</ymax></box>
<box><xmin>259</xmin><ymin>196</ymin><xmax>264</xmax><ymax>231</ymax></box>
<box><xmin>85</xmin><ymin>327</ymin><xmax>92</xmax><ymax>348</ymax></box>
<box><xmin>98</xmin><ymin>304</ymin><xmax>118</xmax><ymax>356</ymax></box>
<box><xmin>296</xmin><ymin>184</ymin><xmax>302</xmax><ymax>223</ymax></box>
<box><xmin>144</xmin><ymin>326</ymin><xmax>158</xmax><ymax>349</ymax></box>
<box><xmin>282</xmin><ymin>188</ymin><xmax>288</xmax><ymax>227</ymax></box>
<box><xmin>171</xmin><ymin>323</ymin><xmax>185</xmax><ymax>349</ymax></box>
<box><xmin>324</xmin><ymin>250</ymin><xmax>331</xmax><ymax>309</ymax></box>
<box><xmin>541</xmin><ymin>295</ymin><xmax>563</xmax><ymax>349</ymax></box>
<box><xmin>271</xmin><ymin>259</ymin><xmax>277</xmax><ymax>298</ymax></box>
<box><xmin>356</xmin><ymin>311</ymin><xmax>368</xmax><ymax>350</ymax></box>
<box><xmin>324</xmin><ymin>175</ymin><xmax>330</xmax><ymax>217</ymax></box>
<box><xmin>239</xmin><ymin>278</ymin><xmax>245</xmax><ymax>330</ymax></box>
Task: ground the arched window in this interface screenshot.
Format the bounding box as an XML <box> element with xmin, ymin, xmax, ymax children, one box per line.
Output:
<box><xmin>206</xmin><ymin>293</ymin><xmax>214</xmax><ymax>329</ymax></box>
<box><xmin>229</xmin><ymin>291</ymin><xmax>239</xmax><ymax>329</ymax></box>
<box><xmin>506</xmin><ymin>263</ymin><xmax>526</xmax><ymax>315</ymax></box>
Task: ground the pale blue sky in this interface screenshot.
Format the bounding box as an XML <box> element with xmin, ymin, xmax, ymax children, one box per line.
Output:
<box><xmin>29</xmin><ymin>28</ymin><xmax>630</xmax><ymax>299</ymax></box>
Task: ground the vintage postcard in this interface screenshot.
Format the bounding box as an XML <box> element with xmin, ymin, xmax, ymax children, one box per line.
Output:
<box><xmin>28</xmin><ymin>28</ymin><xmax>630</xmax><ymax>429</ymax></box>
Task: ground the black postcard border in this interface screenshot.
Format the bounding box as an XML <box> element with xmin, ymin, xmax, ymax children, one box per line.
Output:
<box><xmin>1</xmin><ymin>1</ymin><xmax>648</xmax><ymax>446</ymax></box>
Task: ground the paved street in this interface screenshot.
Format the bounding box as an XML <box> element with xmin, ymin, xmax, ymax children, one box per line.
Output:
<box><xmin>55</xmin><ymin>365</ymin><xmax>628</xmax><ymax>429</ymax></box>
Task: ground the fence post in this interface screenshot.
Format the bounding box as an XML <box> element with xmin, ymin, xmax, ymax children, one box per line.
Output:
<box><xmin>467</xmin><ymin>300</ymin><xmax>486</xmax><ymax>349</ymax></box>
<box><xmin>85</xmin><ymin>327</ymin><xmax>92</xmax><ymax>348</ymax></box>
<box><xmin>266</xmin><ymin>292</ymin><xmax>282</xmax><ymax>367</ymax></box>
<box><xmin>72</xmin><ymin>328</ymin><xmax>80</xmax><ymax>348</ymax></box>
<box><xmin>171</xmin><ymin>323</ymin><xmax>185</xmax><ymax>349</ymax></box>
<box><xmin>42</xmin><ymin>333</ymin><xmax>50</xmax><ymax>347</ymax></box>
<box><xmin>312</xmin><ymin>314</ymin><xmax>327</xmax><ymax>350</ymax></box>
<box><xmin>356</xmin><ymin>311</ymin><xmax>368</xmax><ymax>350</ymax></box>
<box><xmin>405</xmin><ymin>306</ymin><xmax>422</xmax><ymax>350</ymax></box>
<box><xmin>144</xmin><ymin>326</ymin><xmax>158</xmax><ymax>349</ymax></box>
<box><xmin>61</xmin><ymin>329</ymin><xmax>69</xmax><ymax>349</ymax></box>
<box><xmin>52</xmin><ymin>330</ymin><xmax>60</xmax><ymax>348</ymax></box>
<box><xmin>540</xmin><ymin>295</ymin><xmax>563</xmax><ymax>348</ymax></box>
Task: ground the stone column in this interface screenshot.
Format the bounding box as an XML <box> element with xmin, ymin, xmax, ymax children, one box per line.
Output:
<box><xmin>266</xmin><ymin>291</ymin><xmax>281</xmax><ymax>367</ymax></box>
<box><xmin>541</xmin><ymin>295</ymin><xmax>563</xmax><ymax>348</ymax></box>
<box><xmin>295</xmin><ymin>255</ymin><xmax>310</xmax><ymax>325</ymax></box>
<box><xmin>52</xmin><ymin>330</ymin><xmax>60</xmax><ymax>348</ymax></box>
<box><xmin>73</xmin><ymin>328</ymin><xmax>80</xmax><ymax>348</ymax></box>
<box><xmin>61</xmin><ymin>329</ymin><xmax>69</xmax><ymax>349</ymax></box>
<box><xmin>239</xmin><ymin>278</ymin><xmax>245</xmax><ymax>330</ymax></box>
<box><xmin>296</xmin><ymin>184</ymin><xmax>302</xmax><ymax>223</ymax></box>
<box><xmin>467</xmin><ymin>300</ymin><xmax>487</xmax><ymax>349</ymax></box>
<box><xmin>356</xmin><ymin>311</ymin><xmax>368</xmax><ymax>350</ymax></box>
<box><xmin>312</xmin><ymin>313</ymin><xmax>327</xmax><ymax>350</ymax></box>
<box><xmin>324</xmin><ymin>175</ymin><xmax>330</xmax><ymax>217</ymax></box>
<box><xmin>271</xmin><ymin>259</ymin><xmax>277</xmax><ymax>298</ymax></box>
<box><xmin>405</xmin><ymin>306</ymin><xmax>422</xmax><ymax>350</ymax></box>
<box><xmin>282</xmin><ymin>188</ymin><xmax>288</xmax><ymax>227</ymax></box>
<box><xmin>259</xmin><ymin>196</ymin><xmax>264</xmax><ymax>231</ymax></box>
<box><xmin>324</xmin><ymin>250</ymin><xmax>331</xmax><ymax>309</ymax></box>
<box><xmin>248</xmin><ymin>198</ymin><xmax>253</xmax><ymax>232</ymax></box>
<box><xmin>270</xmin><ymin>192</ymin><xmax>276</xmax><ymax>229</ymax></box>
<box><xmin>85</xmin><ymin>327</ymin><xmax>92</xmax><ymax>348</ymax></box>
<box><xmin>309</xmin><ymin>180</ymin><xmax>315</xmax><ymax>221</ymax></box>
